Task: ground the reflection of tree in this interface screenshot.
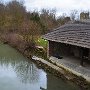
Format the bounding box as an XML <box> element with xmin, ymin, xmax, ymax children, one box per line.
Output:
<box><xmin>14</xmin><ymin>60</ymin><xmax>39</xmax><ymax>84</ymax></box>
<box><xmin>0</xmin><ymin>56</ymin><xmax>40</xmax><ymax>84</ymax></box>
<box><xmin>0</xmin><ymin>44</ymin><xmax>40</xmax><ymax>84</ymax></box>
<box><xmin>0</xmin><ymin>44</ymin><xmax>23</xmax><ymax>67</ymax></box>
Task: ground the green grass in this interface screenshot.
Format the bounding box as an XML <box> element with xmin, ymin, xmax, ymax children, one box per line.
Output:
<box><xmin>36</xmin><ymin>38</ymin><xmax>48</xmax><ymax>48</ymax></box>
<box><xmin>21</xmin><ymin>34</ymin><xmax>48</xmax><ymax>48</ymax></box>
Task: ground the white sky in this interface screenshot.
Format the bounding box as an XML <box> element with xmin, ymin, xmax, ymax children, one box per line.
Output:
<box><xmin>4</xmin><ymin>0</ymin><xmax>90</xmax><ymax>16</ymax></box>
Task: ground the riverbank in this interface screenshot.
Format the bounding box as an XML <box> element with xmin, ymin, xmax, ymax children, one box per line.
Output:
<box><xmin>1</xmin><ymin>33</ymin><xmax>90</xmax><ymax>90</ymax></box>
<box><xmin>1</xmin><ymin>33</ymin><xmax>35</xmax><ymax>59</ymax></box>
<box><xmin>1</xmin><ymin>33</ymin><xmax>47</xmax><ymax>59</ymax></box>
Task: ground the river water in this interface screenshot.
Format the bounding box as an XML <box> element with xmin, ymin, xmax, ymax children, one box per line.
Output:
<box><xmin>0</xmin><ymin>43</ymin><xmax>80</xmax><ymax>90</ymax></box>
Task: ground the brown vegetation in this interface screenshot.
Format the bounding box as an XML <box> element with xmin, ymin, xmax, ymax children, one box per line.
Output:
<box><xmin>0</xmin><ymin>0</ymin><xmax>71</xmax><ymax>57</ymax></box>
<box><xmin>0</xmin><ymin>0</ymin><xmax>88</xmax><ymax>58</ymax></box>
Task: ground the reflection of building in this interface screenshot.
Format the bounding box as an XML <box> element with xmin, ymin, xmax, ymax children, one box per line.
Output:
<box><xmin>40</xmin><ymin>87</ymin><xmax>46</xmax><ymax>90</ymax></box>
<box><xmin>46</xmin><ymin>74</ymin><xmax>68</xmax><ymax>90</ymax></box>
<box><xmin>40</xmin><ymin>73</ymin><xmax>78</xmax><ymax>90</ymax></box>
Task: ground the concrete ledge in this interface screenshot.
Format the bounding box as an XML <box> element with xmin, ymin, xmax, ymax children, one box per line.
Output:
<box><xmin>49</xmin><ymin>56</ymin><xmax>90</xmax><ymax>82</ymax></box>
<box><xmin>32</xmin><ymin>56</ymin><xmax>90</xmax><ymax>89</ymax></box>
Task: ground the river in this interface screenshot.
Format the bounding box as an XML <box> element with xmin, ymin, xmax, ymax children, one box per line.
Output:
<box><xmin>0</xmin><ymin>43</ymin><xmax>80</xmax><ymax>90</ymax></box>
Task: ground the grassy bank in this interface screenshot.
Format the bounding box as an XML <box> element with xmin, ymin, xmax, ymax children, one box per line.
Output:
<box><xmin>1</xmin><ymin>33</ymin><xmax>48</xmax><ymax>59</ymax></box>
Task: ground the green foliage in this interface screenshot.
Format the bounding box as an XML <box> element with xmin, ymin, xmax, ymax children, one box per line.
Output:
<box><xmin>36</xmin><ymin>38</ymin><xmax>48</xmax><ymax>48</ymax></box>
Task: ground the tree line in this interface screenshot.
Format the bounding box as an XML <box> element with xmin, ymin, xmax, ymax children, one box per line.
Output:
<box><xmin>0</xmin><ymin>0</ymin><xmax>72</xmax><ymax>35</ymax></box>
<box><xmin>0</xmin><ymin>0</ymin><xmax>88</xmax><ymax>45</ymax></box>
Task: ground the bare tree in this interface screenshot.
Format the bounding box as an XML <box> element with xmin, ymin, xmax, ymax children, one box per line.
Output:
<box><xmin>70</xmin><ymin>10</ymin><xmax>78</xmax><ymax>21</ymax></box>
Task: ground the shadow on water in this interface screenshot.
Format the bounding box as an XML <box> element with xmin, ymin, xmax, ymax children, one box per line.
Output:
<box><xmin>0</xmin><ymin>43</ymin><xmax>86</xmax><ymax>90</ymax></box>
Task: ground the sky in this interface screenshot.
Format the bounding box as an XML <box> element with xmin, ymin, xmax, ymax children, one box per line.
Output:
<box><xmin>3</xmin><ymin>0</ymin><xmax>90</xmax><ymax>16</ymax></box>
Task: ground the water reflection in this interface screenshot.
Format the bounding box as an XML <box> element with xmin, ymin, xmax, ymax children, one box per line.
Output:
<box><xmin>0</xmin><ymin>44</ymin><xmax>79</xmax><ymax>90</ymax></box>
<box><xmin>15</xmin><ymin>61</ymin><xmax>39</xmax><ymax>84</ymax></box>
<box><xmin>0</xmin><ymin>44</ymin><xmax>48</xmax><ymax>90</ymax></box>
<box><xmin>0</xmin><ymin>44</ymin><xmax>40</xmax><ymax>83</ymax></box>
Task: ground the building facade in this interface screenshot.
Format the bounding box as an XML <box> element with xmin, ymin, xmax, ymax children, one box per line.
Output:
<box><xmin>43</xmin><ymin>21</ymin><xmax>90</xmax><ymax>66</ymax></box>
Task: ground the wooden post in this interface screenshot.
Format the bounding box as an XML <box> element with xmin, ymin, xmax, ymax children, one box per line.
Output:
<box><xmin>47</xmin><ymin>41</ymin><xmax>49</xmax><ymax>58</ymax></box>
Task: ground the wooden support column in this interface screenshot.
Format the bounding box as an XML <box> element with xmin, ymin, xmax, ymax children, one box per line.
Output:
<box><xmin>47</xmin><ymin>41</ymin><xmax>49</xmax><ymax>58</ymax></box>
<box><xmin>47</xmin><ymin>41</ymin><xmax>54</xmax><ymax>58</ymax></box>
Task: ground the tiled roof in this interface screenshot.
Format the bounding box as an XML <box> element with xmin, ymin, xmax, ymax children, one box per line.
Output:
<box><xmin>42</xmin><ymin>21</ymin><xmax>90</xmax><ymax>48</ymax></box>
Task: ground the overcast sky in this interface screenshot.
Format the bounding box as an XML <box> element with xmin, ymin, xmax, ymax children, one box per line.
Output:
<box><xmin>3</xmin><ymin>0</ymin><xmax>90</xmax><ymax>16</ymax></box>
